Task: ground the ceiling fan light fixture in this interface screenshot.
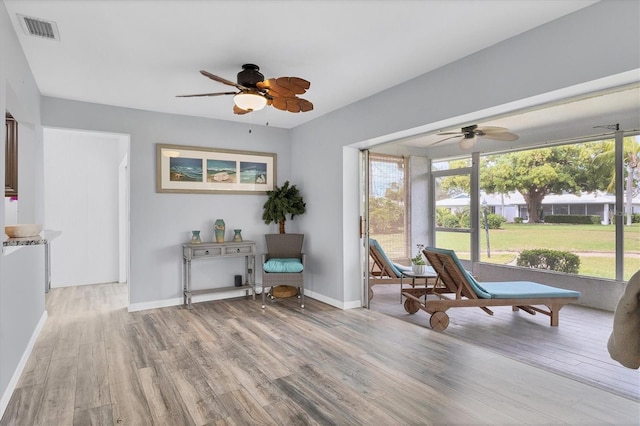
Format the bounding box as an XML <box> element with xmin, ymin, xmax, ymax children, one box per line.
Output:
<box><xmin>233</xmin><ymin>92</ymin><xmax>267</xmax><ymax>112</ymax></box>
<box><xmin>459</xmin><ymin>135</ymin><xmax>477</xmax><ymax>150</ymax></box>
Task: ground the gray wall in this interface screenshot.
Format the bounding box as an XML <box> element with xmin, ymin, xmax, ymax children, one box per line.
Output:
<box><xmin>0</xmin><ymin>0</ymin><xmax>46</xmax><ymax>412</ymax></box>
<box><xmin>0</xmin><ymin>247</ymin><xmax>45</xmax><ymax>407</ymax></box>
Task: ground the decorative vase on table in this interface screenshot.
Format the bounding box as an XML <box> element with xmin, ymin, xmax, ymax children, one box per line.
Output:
<box><xmin>214</xmin><ymin>219</ymin><xmax>225</xmax><ymax>243</ymax></box>
<box><xmin>412</xmin><ymin>264</ymin><xmax>426</xmax><ymax>275</ymax></box>
<box><xmin>191</xmin><ymin>230</ymin><xmax>202</xmax><ymax>244</ymax></box>
<box><xmin>233</xmin><ymin>229</ymin><xmax>243</xmax><ymax>242</ymax></box>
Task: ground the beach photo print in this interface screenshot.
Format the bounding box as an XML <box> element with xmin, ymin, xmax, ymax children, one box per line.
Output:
<box><xmin>157</xmin><ymin>144</ymin><xmax>276</xmax><ymax>194</ymax></box>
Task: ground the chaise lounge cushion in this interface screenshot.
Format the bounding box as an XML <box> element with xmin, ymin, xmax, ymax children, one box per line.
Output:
<box><xmin>425</xmin><ymin>246</ymin><xmax>581</xmax><ymax>300</ymax></box>
<box><xmin>263</xmin><ymin>258</ymin><xmax>304</xmax><ymax>273</ymax></box>
<box><xmin>479</xmin><ymin>281</ymin><xmax>581</xmax><ymax>299</ymax></box>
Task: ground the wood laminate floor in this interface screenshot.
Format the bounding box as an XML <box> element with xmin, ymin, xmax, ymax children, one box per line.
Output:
<box><xmin>370</xmin><ymin>283</ymin><xmax>640</xmax><ymax>402</ymax></box>
<box><xmin>1</xmin><ymin>282</ymin><xmax>639</xmax><ymax>425</ymax></box>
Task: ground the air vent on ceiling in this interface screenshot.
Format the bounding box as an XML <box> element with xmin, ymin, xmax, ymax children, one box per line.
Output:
<box><xmin>18</xmin><ymin>14</ymin><xmax>60</xmax><ymax>40</ymax></box>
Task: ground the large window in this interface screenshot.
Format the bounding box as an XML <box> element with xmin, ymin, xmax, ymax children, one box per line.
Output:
<box><xmin>368</xmin><ymin>153</ymin><xmax>409</xmax><ymax>263</ymax></box>
<box><xmin>445</xmin><ymin>136</ymin><xmax>640</xmax><ymax>281</ymax></box>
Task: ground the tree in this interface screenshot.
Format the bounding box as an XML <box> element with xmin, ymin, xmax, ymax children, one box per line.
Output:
<box><xmin>481</xmin><ymin>145</ymin><xmax>608</xmax><ymax>223</ymax></box>
<box><xmin>438</xmin><ymin>160</ymin><xmax>471</xmax><ymax>196</ymax></box>
<box><xmin>593</xmin><ymin>136</ymin><xmax>640</xmax><ymax>226</ymax></box>
<box><xmin>384</xmin><ymin>182</ymin><xmax>405</xmax><ymax>204</ymax></box>
<box><xmin>262</xmin><ymin>181</ymin><xmax>306</xmax><ymax>234</ymax></box>
<box><xmin>369</xmin><ymin>197</ymin><xmax>404</xmax><ymax>233</ymax></box>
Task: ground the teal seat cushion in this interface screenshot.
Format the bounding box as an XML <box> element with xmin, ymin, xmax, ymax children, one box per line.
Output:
<box><xmin>479</xmin><ymin>281</ymin><xmax>581</xmax><ymax>299</ymax></box>
<box><xmin>263</xmin><ymin>258</ymin><xmax>304</xmax><ymax>273</ymax></box>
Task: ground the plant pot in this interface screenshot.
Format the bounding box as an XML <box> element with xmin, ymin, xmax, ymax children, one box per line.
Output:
<box><xmin>412</xmin><ymin>264</ymin><xmax>426</xmax><ymax>275</ymax></box>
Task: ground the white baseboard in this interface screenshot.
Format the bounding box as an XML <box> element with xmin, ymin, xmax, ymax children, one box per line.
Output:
<box><xmin>128</xmin><ymin>289</ymin><xmax>257</xmax><ymax>312</ymax></box>
<box><xmin>0</xmin><ymin>310</ymin><xmax>48</xmax><ymax>419</ymax></box>
<box><xmin>128</xmin><ymin>297</ymin><xmax>183</xmax><ymax>312</ymax></box>
<box><xmin>51</xmin><ymin>280</ymin><xmax>118</xmax><ymax>289</ymax></box>
<box><xmin>342</xmin><ymin>299</ymin><xmax>364</xmax><ymax>309</ymax></box>
<box><xmin>303</xmin><ymin>289</ymin><xmax>362</xmax><ymax>310</ymax></box>
<box><xmin>128</xmin><ymin>289</ymin><xmax>363</xmax><ymax>312</ymax></box>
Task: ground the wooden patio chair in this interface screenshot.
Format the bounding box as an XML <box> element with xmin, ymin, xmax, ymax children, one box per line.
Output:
<box><xmin>368</xmin><ymin>238</ymin><xmax>436</xmax><ymax>300</ymax></box>
<box><xmin>401</xmin><ymin>246</ymin><xmax>581</xmax><ymax>331</ymax></box>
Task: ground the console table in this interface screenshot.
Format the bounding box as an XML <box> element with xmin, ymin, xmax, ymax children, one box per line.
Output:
<box><xmin>182</xmin><ymin>240</ymin><xmax>256</xmax><ymax>309</ymax></box>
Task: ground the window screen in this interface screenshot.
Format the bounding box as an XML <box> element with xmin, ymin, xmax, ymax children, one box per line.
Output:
<box><xmin>368</xmin><ymin>153</ymin><xmax>409</xmax><ymax>262</ymax></box>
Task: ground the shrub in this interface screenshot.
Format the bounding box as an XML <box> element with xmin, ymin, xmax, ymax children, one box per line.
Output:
<box><xmin>486</xmin><ymin>214</ymin><xmax>506</xmax><ymax>229</ymax></box>
<box><xmin>516</xmin><ymin>249</ymin><xmax>580</xmax><ymax>274</ymax></box>
<box><xmin>435</xmin><ymin>207</ymin><xmax>451</xmax><ymax>226</ymax></box>
<box><xmin>544</xmin><ymin>214</ymin><xmax>600</xmax><ymax>224</ymax></box>
<box><xmin>513</xmin><ymin>217</ymin><xmax>523</xmax><ymax>224</ymax></box>
<box><xmin>442</xmin><ymin>214</ymin><xmax>459</xmax><ymax>228</ymax></box>
<box><xmin>438</xmin><ymin>208</ymin><xmax>472</xmax><ymax>229</ymax></box>
<box><xmin>632</xmin><ymin>213</ymin><xmax>640</xmax><ymax>224</ymax></box>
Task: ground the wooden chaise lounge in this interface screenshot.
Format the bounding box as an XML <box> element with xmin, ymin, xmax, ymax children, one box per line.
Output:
<box><xmin>368</xmin><ymin>238</ymin><xmax>436</xmax><ymax>300</ymax></box>
<box><xmin>401</xmin><ymin>246</ymin><xmax>581</xmax><ymax>331</ymax></box>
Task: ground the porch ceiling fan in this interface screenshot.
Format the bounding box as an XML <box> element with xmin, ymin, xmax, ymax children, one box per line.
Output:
<box><xmin>431</xmin><ymin>124</ymin><xmax>519</xmax><ymax>150</ymax></box>
<box><xmin>177</xmin><ymin>64</ymin><xmax>313</xmax><ymax>115</ymax></box>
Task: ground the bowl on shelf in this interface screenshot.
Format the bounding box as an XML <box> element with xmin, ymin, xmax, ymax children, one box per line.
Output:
<box><xmin>5</xmin><ymin>224</ymin><xmax>42</xmax><ymax>238</ymax></box>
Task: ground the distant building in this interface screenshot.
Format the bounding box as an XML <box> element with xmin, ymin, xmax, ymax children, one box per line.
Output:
<box><xmin>436</xmin><ymin>191</ymin><xmax>640</xmax><ymax>224</ymax></box>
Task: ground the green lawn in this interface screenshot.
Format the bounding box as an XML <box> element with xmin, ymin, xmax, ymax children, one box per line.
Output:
<box><xmin>377</xmin><ymin>223</ymin><xmax>640</xmax><ymax>281</ymax></box>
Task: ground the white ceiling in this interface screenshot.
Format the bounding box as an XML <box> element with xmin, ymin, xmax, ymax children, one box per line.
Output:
<box><xmin>4</xmin><ymin>0</ymin><xmax>601</xmax><ymax>130</ymax></box>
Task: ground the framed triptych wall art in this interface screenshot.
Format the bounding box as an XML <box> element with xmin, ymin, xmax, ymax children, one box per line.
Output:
<box><xmin>156</xmin><ymin>144</ymin><xmax>276</xmax><ymax>194</ymax></box>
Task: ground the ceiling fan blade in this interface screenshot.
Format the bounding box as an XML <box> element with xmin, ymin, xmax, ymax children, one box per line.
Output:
<box><xmin>271</xmin><ymin>97</ymin><xmax>314</xmax><ymax>113</ymax></box>
<box><xmin>176</xmin><ymin>91</ymin><xmax>237</xmax><ymax>98</ymax></box>
<box><xmin>233</xmin><ymin>105</ymin><xmax>252</xmax><ymax>115</ymax></box>
<box><xmin>436</xmin><ymin>131</ymin><xmax>463</xmax><ymax>136</ymax></box>
<box><xmin>296</xmin><ymin>98</ymin><xmax>314</xmax><ymax>112</ymax></box>
<box><xmin>459</xmin><ymin>136</ymin><xmax>477</xmax><ymax>150</ymax></box>
<box><xmin>200</xmin><ymin>70</ymin><xmax>247</xmax><ymax>90</ymax></box>
<box><xmin>476</xmin><ymin>126</ymin><xmax>510</xmax><ymax>134</ymax></box>
<box><xmin>482</xmin><ymin>132</ymin><xmax>519</xmax><ymax>141</ymax></box>
<box><xmin>258</xmin><ymin>77</ymin><xmax>310</xmax><ymax>98</ymax></box>
<box><xmin>429</xmin><ymin>135</ymin><xmax>462</xmax><ymax>146</ymax></box>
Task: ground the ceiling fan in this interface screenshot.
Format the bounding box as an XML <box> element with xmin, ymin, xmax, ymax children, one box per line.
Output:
<box><xmin>432</xmin><ymin>124</ymin><xmax>519</xmax><ymax>150</ymax></box>
<box><xmin>177</xmin><ymin>64</ymin><xmax>313</xmax><ymax>115</ymax></box>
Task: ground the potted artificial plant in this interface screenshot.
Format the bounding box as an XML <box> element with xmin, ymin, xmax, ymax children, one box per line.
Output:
<box><xmin>262</xmin><ymin>181</ymin><xmax>306</xmax><ymax>233</ymax></box>
<box><xmin>411</xmin><ymin>244</ymin><xmax>426</xmax><ymax>275</ymax></box>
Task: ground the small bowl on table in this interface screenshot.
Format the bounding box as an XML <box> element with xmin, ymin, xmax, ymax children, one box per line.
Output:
<box><xmin>5</xmin><ymin>224</ymin><xmax>42</xmax><ymax>238</ymax></box>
